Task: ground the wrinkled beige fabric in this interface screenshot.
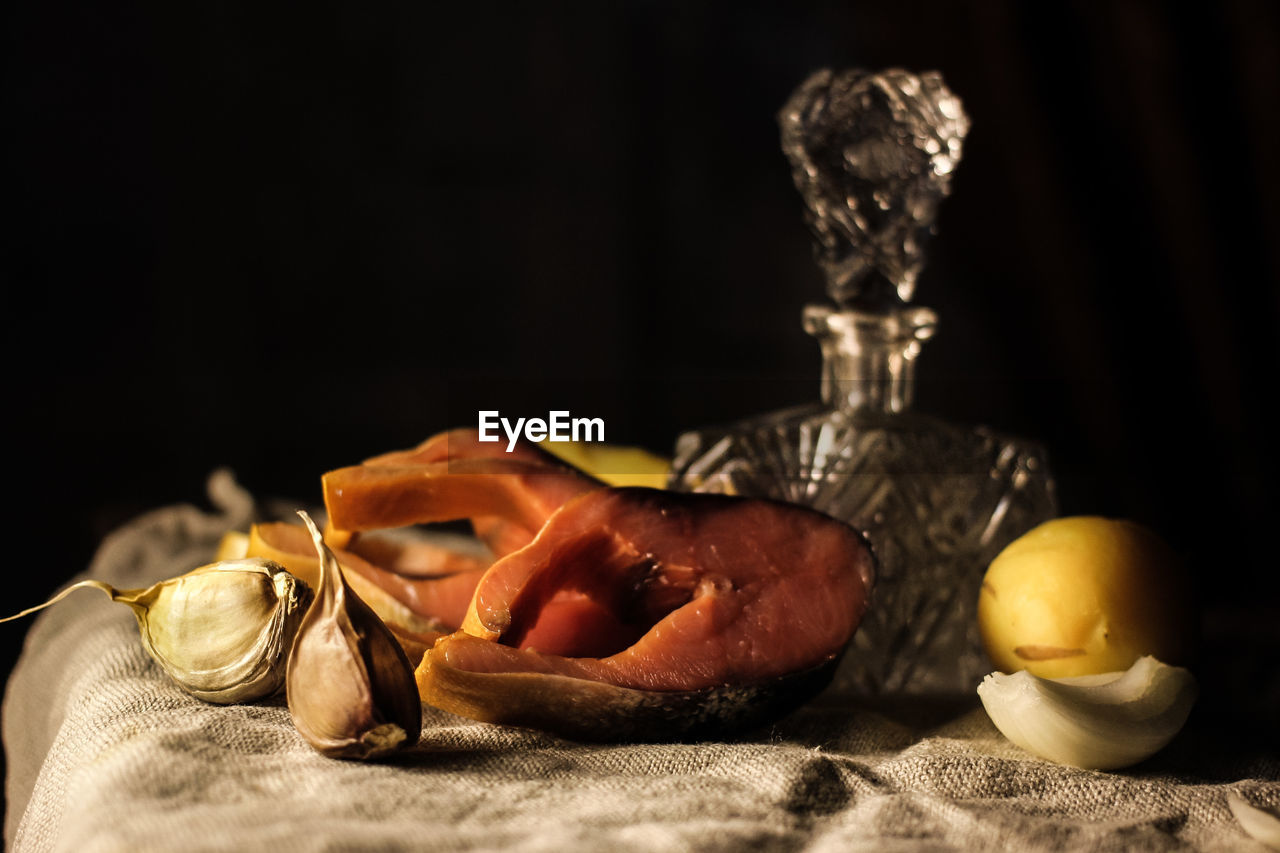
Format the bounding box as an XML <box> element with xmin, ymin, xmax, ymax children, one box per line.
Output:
<box><xmin>4</xmin><ymin>474</ymin><xmax>1277</xmax><ymax>852</ymax></box>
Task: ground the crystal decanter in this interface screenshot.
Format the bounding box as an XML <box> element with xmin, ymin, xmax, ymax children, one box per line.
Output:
<box><xmin>669</xmin><ymin>69</ymin><xmax>1057</xmax><ymax>696</ymax></box>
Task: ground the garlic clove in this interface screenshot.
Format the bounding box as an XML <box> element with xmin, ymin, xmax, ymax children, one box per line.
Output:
<box><xmin>133</xmin><ymin>558</ymin><xmax>312</xmax><ymax>703</ymax></box>
<box><xmin>1228</xmin><ymin>794</ymin><xmax>1280</xmax><ymax>850</ymax></box>
<box><xmin>1</xmin><ymin>558</ymin><xmax>311</xmax><ymax>705</ymax></box>
<box><xmin>286</xmin><ymin>511</ymin><xmax>422</xmax><ymax>760</ymax></box>
<box><xmin>977</xmin><ymin>655</ymin><xmax>1197</xmax><ymax>770</ymax></box>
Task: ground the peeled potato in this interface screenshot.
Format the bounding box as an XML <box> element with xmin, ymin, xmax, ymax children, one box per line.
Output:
<box><xmin>977</xmin><ymin>517</ymin><xmax>1196</xmax><ymax>678</ymax></box>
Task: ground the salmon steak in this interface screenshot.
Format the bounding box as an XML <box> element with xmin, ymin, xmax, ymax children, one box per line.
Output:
<box><xmin>322</xmin><ymin>431</ymin><xmax>876</xmax><ymax>741</ymax></box>
<box><xmin>425</xmin><ymin>488</ymin><xmax>877</xmax><ymax>742</ymax></box>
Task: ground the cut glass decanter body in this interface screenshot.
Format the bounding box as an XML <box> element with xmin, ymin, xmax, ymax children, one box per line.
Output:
<box><xmin>670</xmin><ymin>303</ymin><xmax>1056</xmax><ymax>695</ymax></box>
<box><xmin>669</xmin><ymin>67</ymin><xmax>1058</xmax><ymax>695</ymax></box>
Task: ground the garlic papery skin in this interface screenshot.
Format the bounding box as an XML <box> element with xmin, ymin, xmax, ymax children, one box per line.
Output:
<box><xmin>286</xmin><ymin>511</ymin><xmax>422</xmax><ymax>760</ymax></box>
<box><xmin>138</xmin><ymin>558</ymin><xmax>312</xmax><ymax>703</ymax></box>
<box><xmin>977</xmin><ymin>655</ymin><xmax>1197</xmax><ymax>770</ymax></box>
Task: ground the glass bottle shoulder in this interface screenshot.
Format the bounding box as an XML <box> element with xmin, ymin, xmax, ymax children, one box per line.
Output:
<box><xmin>672</xmin><ymin>402</ymin><xmax>1053</xmax><ymax>485</ymax></box>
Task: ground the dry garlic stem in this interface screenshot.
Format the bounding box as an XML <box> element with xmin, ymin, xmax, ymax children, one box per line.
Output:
<box><xmin>286</xmin><ymin>511</ymin><xmax>422</xmax><ymax>760</ymax></box>
<box><xmin>2</xmin><ymin>558</ymin><xmax>312</xmax><ymax>704</ymax></box>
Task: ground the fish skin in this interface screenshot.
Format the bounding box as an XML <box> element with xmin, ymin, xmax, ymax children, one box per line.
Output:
<box><xmin>419</xmin><ymin>637</ymin><xmax>845</xmax><ymax>743</ymax></box>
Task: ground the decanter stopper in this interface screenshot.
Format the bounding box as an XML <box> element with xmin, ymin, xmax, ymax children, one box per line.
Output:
<box><xmin>779</xmin><ymin>68</ymin><xmax>970</xmax><ymax>309</ymax></box>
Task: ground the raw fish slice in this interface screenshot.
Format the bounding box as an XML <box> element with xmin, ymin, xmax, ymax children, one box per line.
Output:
<box><xmin>323</xmin><ymin>429</ymin><xmax>603</xmax><ymax>554</ymax></box>
<box><xmin>347</xmin><ymin>534</ymin><xmax>487</xmax><ymax>578</ymax></box>
<box><xmin>360</xmin><ymin>427</ymin><xmax>582</xmax><ymax>470</ymax></box>
<box><xmin>366</xmin><ymin>429</ymin><xmax>603</xmax><ymax>554</ymax></box>
<box><xmin>247</xmin><ymin>522</ymin><xmax>486</xmax><ymax>633</ymax></box>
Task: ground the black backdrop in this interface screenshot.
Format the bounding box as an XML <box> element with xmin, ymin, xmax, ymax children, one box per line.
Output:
<box><xmin>4</xmin><ymin>0</ymin><xmax>1278</xmax><ymax>801</ymax></box>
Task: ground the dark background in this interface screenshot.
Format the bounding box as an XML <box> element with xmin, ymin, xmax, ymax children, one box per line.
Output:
<box><xmin>4</xmin><ymin>0</ymin><xmax>1277</xmax><ymax>814</ymax></box>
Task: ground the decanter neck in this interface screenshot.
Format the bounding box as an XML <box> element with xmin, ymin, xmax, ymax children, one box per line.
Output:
<box><xmin>803</xmin><ymin>304</ymin><xmax>938</xmax><ymax>414</ymax></box>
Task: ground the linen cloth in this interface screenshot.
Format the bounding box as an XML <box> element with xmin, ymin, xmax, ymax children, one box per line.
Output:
<box><xmin>4</xmin><ymin>473</ymin><xmax>1277</xmax><ymax>852</ymax></box>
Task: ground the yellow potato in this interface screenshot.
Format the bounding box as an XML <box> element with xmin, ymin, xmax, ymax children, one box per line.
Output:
<box><xmin>541</xmin><ymin>440</ymin><xmax>671</xmax><ymax>489</ymax></box>
<box><xmin>977</xmin><ymin>516</ymin><xmax>1196</xmax><ymax>678</ymax></box>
